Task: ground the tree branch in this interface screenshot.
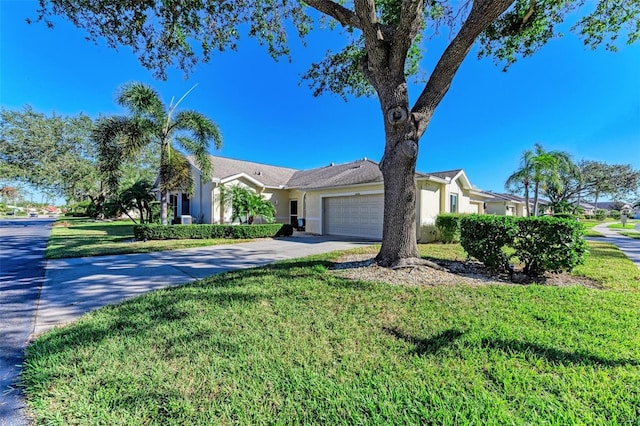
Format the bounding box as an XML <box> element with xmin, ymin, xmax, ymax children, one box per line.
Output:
<box><xmin>354</xmin><ymin>0</ymin><xmax>384</xmax><ymax>42</ymax></box>
<box><xmin>304</xmin><ymin>0</ymin><xmax>362</xmax><ymax>29</ymax></box>
<box><xmin>412</xmin><ymin>0</ymin><xmax>515</xmax><ymax>136</ymax></box>
<box><xmin>391</xmin><ymin>0</ymin><xmax>424</xmax><ymax>71</ymax></box>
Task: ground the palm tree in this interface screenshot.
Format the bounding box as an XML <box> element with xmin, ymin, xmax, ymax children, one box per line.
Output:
<box><xmin>120</xmin><ymin>179</ymin><xmax>155</xmax><ymax>224</ymax></box>
<box><xmin>506</xmin><ymin>143</ymin><xmax>575</xmax><ymax>216</ymax></box>
<box><xmin>223</xmin><ymin>185</ymin><xmax>276</xmax><ymax>224</ymax></box>
<box><xmin>505</xmin><ymin>148</ymin><xmax>535</xmax><ymax>216</ymax></box>
<box><xmin>93</xmin><ymin>82</ymin><xmax>222</xmax><ymax>225</ymax></box>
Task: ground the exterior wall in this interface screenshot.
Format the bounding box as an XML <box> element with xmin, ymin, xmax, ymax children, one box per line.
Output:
<box><xmin>303</xmin><ymin>184</ymin><xmax>384</xmax><ymax>235</ymax></box>
<box><xmin>485</xmin><ymin>202</ymin><xmax>507</xmax><ymax>216</ymax></box>
<box><xmin>416</xmin><ymin>181</ymin><xmax>441</xmax><ymax>243</ymax></box>
<box><xmin>184</xmin><ymin>168</ymin><xmax>215</xmax><ymax>224</ymax></box>
<box><xmin>469</xmin><ymin>200</ymin><xmax>484</xmax><ymax>215</ymax></box>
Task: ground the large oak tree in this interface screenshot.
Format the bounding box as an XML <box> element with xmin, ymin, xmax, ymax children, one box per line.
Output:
<box><xmin>33</xmin><ymin>0</ymin><xmax>640</xmax><ymax>266</ymax></box>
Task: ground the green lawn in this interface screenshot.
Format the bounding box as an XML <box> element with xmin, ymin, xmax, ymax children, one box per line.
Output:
<box><xmin>46</xmin><ymin>217</ymin><xmax>251</xmax><ymax>259</ymax></box>
<box><xmin>607</xmin><ymin>221</ymin><xmax>639</xmax><ymax>230</ymax></box>
<box><xmin>580</xmin><ymin>218</ymin><xmax>615</xmax><ymax>229</ymax></box>
<box><xmin>23</xmin><ymin>241</ymin><xmax>640</xmax><ymax>424</ymax></box>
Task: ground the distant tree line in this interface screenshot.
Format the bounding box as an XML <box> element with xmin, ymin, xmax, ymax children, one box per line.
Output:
<box><xmin>1</xmin><ymin>83</ymin><xmax>223</xmax><ymax>224</ymax></box>
<box><xmin>505</xmin><ymin>143</ymin><xmax>640</xmax><ymax>215</ymax></box>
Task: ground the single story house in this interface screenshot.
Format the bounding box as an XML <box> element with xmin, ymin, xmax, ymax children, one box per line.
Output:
<box><xmin>577</xmin><ymin>202</ymin><xmax>595</xmax><ymax>215</ymax></box>
<box><xmin>483</xmin><ymin>192</ymin><xmax>552</xmax><ymax>216</ymax></box>
<box><xmin>170</xmin><ymin>156</ymin><xmax>487</xmax><ymax>242</ymax></box>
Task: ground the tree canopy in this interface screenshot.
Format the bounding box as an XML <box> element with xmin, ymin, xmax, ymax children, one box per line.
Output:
<box><xmin>0</xmin><ymin>106</ymin><xmax>97</xmax><ymax>203</ymax></box>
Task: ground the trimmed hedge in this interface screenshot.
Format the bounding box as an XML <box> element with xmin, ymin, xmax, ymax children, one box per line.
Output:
<box><xmin>435</xmin><ymin>213</ymin><xmax>465</xmax><ymax>243</ymax></box>
<box><xmin>460</xmin><ymin>215</ymin><xmax>588</xmax><ymax>276</ymax></box>
<box><xmin>134</xmin><ymin>223</ymin><xmax>294</xmax><ymax>240</ymax></box>
<box><xmin>513</xmin><ymin>216</ymin><xmax>587</xmax><ymax>276</ymax></box>
<box><xmin>460</xmin><ymin>215</ymin><xmax>517</xmax><ymax>273</ymax></box>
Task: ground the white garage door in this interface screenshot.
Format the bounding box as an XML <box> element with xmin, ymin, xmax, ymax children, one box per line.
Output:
<box><xmin>323</xmin><ymin>194</ymin><xmax>383</xmax><ymax>239</ymax></box>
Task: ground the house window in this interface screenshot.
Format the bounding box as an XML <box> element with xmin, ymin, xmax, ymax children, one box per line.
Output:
<box><xmin>450</xmin><ymin>193</ymin><xmax>458</xmax><ymax>213</ymax></box>
<box><xmin>181</xmin><ymin>193</ymin><xmax>190</xmax><ymax>216</ymax></box>
<box><xmin>290</xmin><ymin>200</ymin><xmax>298</xmax><ymax>226</ymax></box>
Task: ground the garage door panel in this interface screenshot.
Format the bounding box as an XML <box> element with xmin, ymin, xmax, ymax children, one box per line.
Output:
<box><xmin>323</xmin><ymin>194</ymin><xmax>383</xmax><ymax>239</ymax></box>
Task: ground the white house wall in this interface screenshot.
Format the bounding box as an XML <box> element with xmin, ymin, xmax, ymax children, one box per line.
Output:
<box><xmin>485</xmin><ymin>202</ymin><xmax>507</xmax><ymax>215</ymax></box>
<box><xmin>416</xmin><ymin>181</ymin><xmax>441</xmax><ymax>243</ymax></box>
<box><xmin>187</xmin><ymin>167</ymin><xmax>215</xmax><ymax>224</ymax></box>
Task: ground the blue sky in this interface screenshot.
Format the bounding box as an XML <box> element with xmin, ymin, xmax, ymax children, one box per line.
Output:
<box><xmin>1</xmin><ymin>1</ymin><xmax>639</xmax><ymax>204</ymax></box>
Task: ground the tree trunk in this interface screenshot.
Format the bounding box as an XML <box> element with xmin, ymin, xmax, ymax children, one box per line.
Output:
<box><xmin>533</xmin><ymin>181</ymin><xmax>540</xmax><ymax>216</ymax></box>
<box><xmin>524</xmin><ymin>181</ymin><xmax>530</xmax><ymax>216</ymax></box>
<box><xmin>160</xmin><ymin>190</ymin><xmax>168</xmax><ymax>225</ymax></box>
<box><xmin>137</xmin><ymin>199</ymin><xmax>145</xmax><ymax>223</ymax></box>
<box><xmin>374</xmin><ymin>84</ymin><xmax>421</xmax><ymax>267</ymax></box>
<box><xmin>376</xmin><ymin>139</ymin><xmax>420</xmax><ymax>267</ymax></box>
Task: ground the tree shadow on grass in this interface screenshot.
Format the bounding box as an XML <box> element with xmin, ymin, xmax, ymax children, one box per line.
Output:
<box><xmin>383</xmin><ymin>328</ymin><xmax>638</xmax><ymax>367</ymax></box>
<box><xmin>480</xmin><ymin>338</ymin><xmax>639</xmax><ymax>367</ymax></box>
<box><xmin>383</xmin><ymin>327</ymin><xmax>465</xmax><ymax>356</ymax></box>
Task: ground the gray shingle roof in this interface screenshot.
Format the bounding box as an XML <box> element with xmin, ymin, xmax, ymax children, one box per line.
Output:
<box><xmin>484</xmin><ymin>192</ymin><xmax>550</xmax><ymax>205</ymax></box>
<box><xmin>193</xmin><ymin>156</ymin><xmax>464</xmax><ymax>190</ymax></box>
<box><xmin>205</xmin><ymin>156</ymin><xmax>298</xmax><ymax>188</ymax></box>
<box><xmin>287</xmin><ymin>159</ymin><xmax>383</xmax><ymax>189</ymax></box>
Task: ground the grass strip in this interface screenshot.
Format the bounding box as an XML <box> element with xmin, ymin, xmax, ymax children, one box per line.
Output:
<box><xmin>46</xmin><ymin>218</ymin><xmax>250</xmax><ymax>259</ymax></box>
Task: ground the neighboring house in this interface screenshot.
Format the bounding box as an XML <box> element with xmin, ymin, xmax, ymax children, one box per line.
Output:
<box><xmin>483</xmin><ymin>192</ymin><xmax>551</xmax><ymax>217</ymax></box>
<box><xmin>592</xmin><ymin>201</ymin><xmax>631</xmax><ymax>213</ymax></box>
<box><xmin>173</xmin><ymin>156</ymin><xmax>486</xmax><ymax>241</ymax></box>
<box><xmin>577</xmin><ymin>202</ymin><xmax>595</xmax><ymax>215</ymax></box>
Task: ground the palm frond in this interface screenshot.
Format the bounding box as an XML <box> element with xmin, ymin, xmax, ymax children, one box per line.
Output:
<box><xmin>173</xmin><ymin>110</ymin><xmax>222</xmax><ymax>178</ymax></box>
<box><xmin>159</xmin><ymin>150</ymin><xmax>194</xmax><ymax>195</ymax></box>
<box><xmin>116</xmin><ymin>82</ymin><xmax>166</xmax><ymax>123</ymax></box>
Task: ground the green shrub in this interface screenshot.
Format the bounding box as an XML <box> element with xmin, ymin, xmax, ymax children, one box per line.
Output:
<box><xmin>595</xmin><ymin>209</ymin><xmax>607</xmax><ymax>221</ymax></box>
<box><xmin>134</xmin><ymin>223</ymin><xmax>293</xmax><ymax>240</ymax></box>
<box><xmin>435</xmin><ymin>213</ymin><xmax>465</xmax><ymax>243</ymax></box>
<box><xmin>512</xmin><ymin>216</ymin><xmax>588</xmax><ymax>276</ymax></box>
<box><xmin>460</xmin><ymin>215</ymin><xmax>588</xmax><ymax>277</ymax></box>
<box><xmin>460</xmin><ymin>215</ymin><xmax>518</xmax><ymax>273</ymax></box>
<box><xmin>608</xmin><ymin>209</ymin><xmax>621</xmax><ymax>219</ymax></box>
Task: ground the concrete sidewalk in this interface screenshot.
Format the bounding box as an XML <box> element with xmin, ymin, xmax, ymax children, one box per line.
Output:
<box><xmin>35</xmin><ymin>235</ymin><xmax>375</xmax><ymax>335</ymax></box>
<box><xmin>588</xmin><ymin>223</ymin><xmax>640</xmax><ymax>269</ymax></box>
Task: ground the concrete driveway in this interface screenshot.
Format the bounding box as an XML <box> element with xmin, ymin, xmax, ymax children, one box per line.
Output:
<box><xmin>35</xmin><ymin>234</ymin><xmax>375</xmax><ymax>335</ymax></box>
<box><xmin>590</xmin><ymin>223</ymin><xmax>640</xmax><ymax>268</ymax></box>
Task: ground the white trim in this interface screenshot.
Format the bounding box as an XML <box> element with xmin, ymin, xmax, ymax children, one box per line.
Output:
<box><xmin>416</xmin><ymin>175</ymin><xmax>449</xmax><ymax>184</ymax></box>
<box><xmin>220</xmin><ymin>173</ymin><xmax>266</xmax><ymax>188</ymax></box>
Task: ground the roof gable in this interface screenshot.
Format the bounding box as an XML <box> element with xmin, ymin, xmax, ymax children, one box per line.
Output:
<box><xmin>191</xmin><ymin>156</ymin><xmax>299</xmax><ymax>188</ymax></box>
<box><xmin>287</xmin><ymin>159</ymin><xmax>383</xmax><ymax>189</ymax></box>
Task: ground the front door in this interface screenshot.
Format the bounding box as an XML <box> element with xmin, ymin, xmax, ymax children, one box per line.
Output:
<box><xmin>290</xmin><ymin>200</ymin><xmax>298</xmax><ymax>226</ymax></box>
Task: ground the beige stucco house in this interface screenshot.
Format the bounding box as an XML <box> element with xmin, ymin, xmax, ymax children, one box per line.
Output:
<box><xmin>483</xmin><ymin>192</ymin><xmax>552</xmax><ymax>217</ymax></box>
<box><xmin>170</xmin><ymin>156</ymin><xmax>489</xmax><ymax>242</ymax></box>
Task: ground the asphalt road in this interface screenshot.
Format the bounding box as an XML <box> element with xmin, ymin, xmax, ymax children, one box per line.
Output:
<box><xmin>0</xmin><ymin>218</ymin><xmax>54</xmax><ymax>426</ymax></box>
